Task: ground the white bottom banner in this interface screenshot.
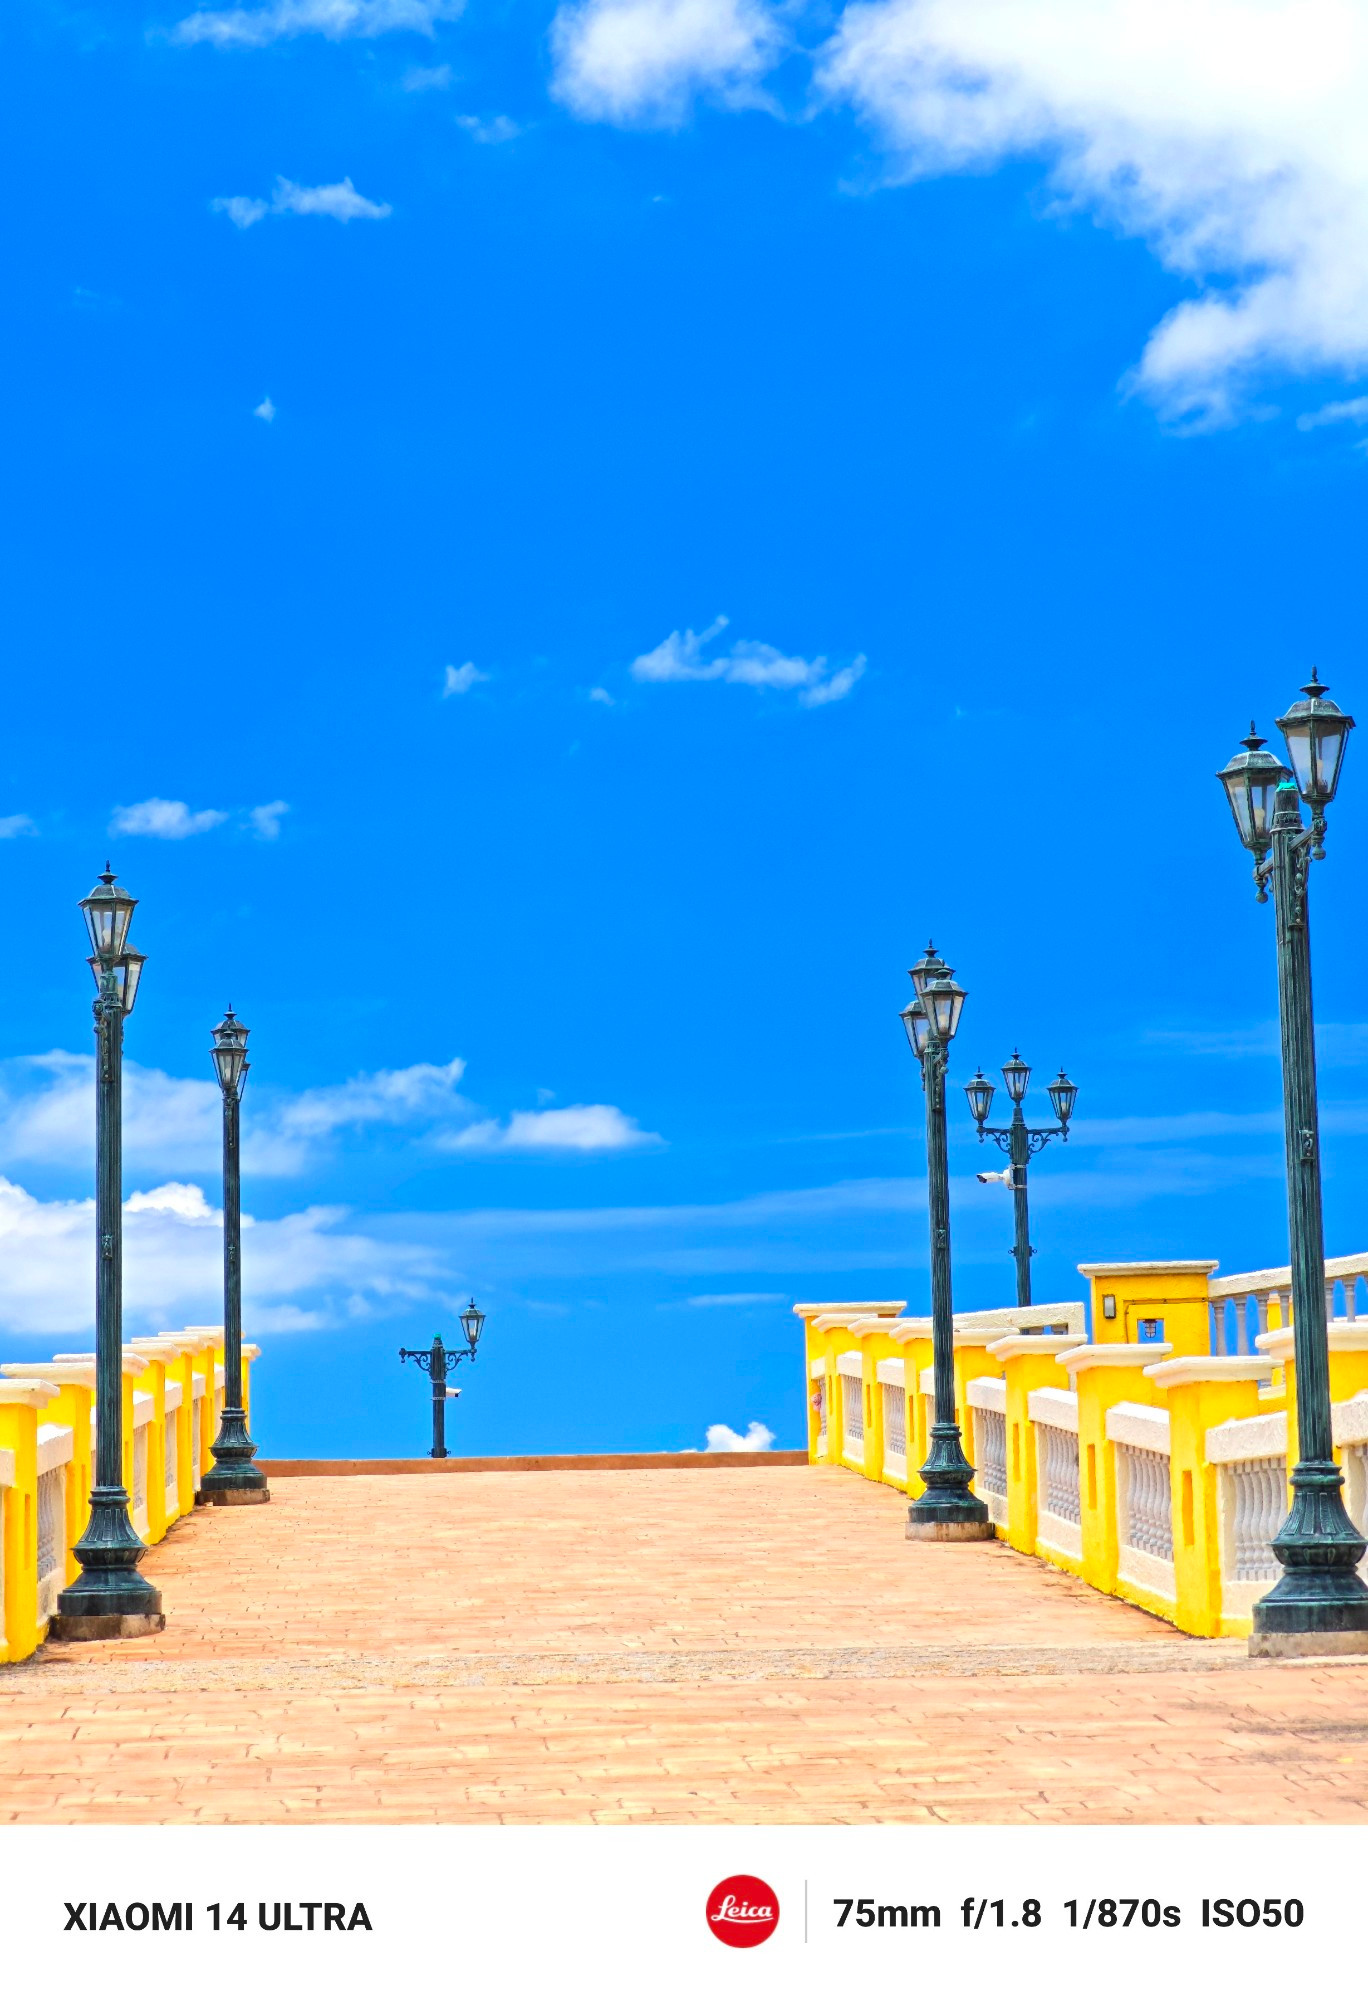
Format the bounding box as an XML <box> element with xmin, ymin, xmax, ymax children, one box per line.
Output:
<box><xmin>1</xmin><ymin>1823</ymin><xmax>1363</xmax><ymax>1996</ymax></box>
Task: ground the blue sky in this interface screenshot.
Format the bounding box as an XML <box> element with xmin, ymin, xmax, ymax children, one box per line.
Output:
<box><xmin>3</xmin><ymin>0</ymin><xmax>1368</xmax><ymax>1457</ymax></box>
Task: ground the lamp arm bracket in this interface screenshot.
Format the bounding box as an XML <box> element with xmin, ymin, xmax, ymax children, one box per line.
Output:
<box><xmin>1026</xmin><ymin>1126</ymin><xmax>1067</xmax><ymax>1156</ymax></box>
<box><xmin>980</xmin><ymin>1128</ymin><xmax>1014</xmax><ymax>1156</ymax></box>
<box><xmin>398</xmin><ymin>1350</ymin><xmax>434</xmax><ymax>1375</ymax></box>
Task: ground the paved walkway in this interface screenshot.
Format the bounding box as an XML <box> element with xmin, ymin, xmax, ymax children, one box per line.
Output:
<box><xmin>3</xmin><ymin>1467</ymin><xmax>1367</xmax><ymax>1823</ymax></box>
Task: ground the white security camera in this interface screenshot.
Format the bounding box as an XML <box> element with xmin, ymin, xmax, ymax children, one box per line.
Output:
<box><xmin>976</xmin><ymin>1167</ymin><xmax>1014</xmax><ymax>1188</ymax></box>
<box><xmin>446</xmin><ymin>1386</ymin><xmax>462</xmax><ymax>1399</ymax></box>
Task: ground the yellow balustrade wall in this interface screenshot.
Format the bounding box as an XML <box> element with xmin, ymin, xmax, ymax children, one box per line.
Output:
<box><xmin>796</xmin><ymin>1257</ymin><xmax>1368</xmax><ymax>1641</ymax></box>
<box><xmin>0</xmin><ymin>1333</ymin><xmax>264</xmax><ymax>1664</ymax></box>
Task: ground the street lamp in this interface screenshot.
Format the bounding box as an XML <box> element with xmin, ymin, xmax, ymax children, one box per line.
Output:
<box><xmin>54</xmin><ymin>870</ymin><xmax>165</xmax><ymax>1640</ymax></box>
<box><xmin>965</xmin><ymin>1054</ymin><xmax>1079</xmax><ymax>1306</ymax></box>
<box><xmin>201</xmin><ymin>1008</ymin><xmax>269</xmax><ymax>1505</ymax></box>
<box><xmin>900</xmin><ymin>945</ymin><xmax>993</xmax><ymax>1543</ymax></box>
<box><xmin>399</xmin><ymin>1301</ymin><xmax>486</xmax><ymax>1459</ymax></box>
<box><xmin>1218</xmin><ymin>680</ymin><xmax>1368</xmax><ymax>1657</ymax></box>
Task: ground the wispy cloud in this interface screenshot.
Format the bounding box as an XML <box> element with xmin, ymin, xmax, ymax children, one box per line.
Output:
<box><xmin>704</xmin><ymin>1419</ymin><xmax>775</xmax><ymax>1451</ymax></box>
<box><xmin>443</xmin><ymin>661</ymin><xmax>489</xmax><ymax>696</ymax></box>
<box><xmin>212</xmin><ymin>177</ymin><xmax>392</xmax><ymax>229</ymax></box>
<box><xmin>254</xmin><ymin>395</ymin><xmax>276</xmax><ymax>422</ymax></box>
<box><xmin>687</xmin><ymin>1290</ymin><xmax>785</xmax><ymax>1306</ymax></box>
<box><xmin>0</xmin><ymin>1174</ymin><xmax>447</xmax><ymax>1339</ymax></box>
<box><xmin>550</xmin><ymin>0</ymin><xmax>782</xmax><ymax>124</ymax></box>
<box><xmin>248</xmin><ymin>799</ymin><xmax>289</xmax><ymax>840</ymax></box>
<box><xmin>175</xmin><ymin>0</ymin><xmax>461</xmax><ymax>48</ymax></box>
<box><xmin>0</xmin><ymin>1052</ymin><xmax>659</xmax><ymax>1180</ymax></box>
<box><xmin>1297</xmin><ymin>397</ymin><xmax>1368</xmax><ymax>432</ymax></box>
<box><xmin>588</xmin><ymin>686</ymin><xmax>615</xmax><ymax>706</ymax></box>
<box><xmin>630</xmin><ymin>616</ymin><xmax>864</xmax><ymax>706</ymax></box>
<box><xmin>110</xmin><ymin>798</ymin><xmax>229</xmax><ymax>839</ymax></box>
<box><xmin>1147</xmin><ymin>1022</ymin><xmax>1368</xmax><ymax>1068</ymax></box>
<box><xmin>402</xmin><ymin>61</ymin><xmax>451</xmax><ymax>87</ymax></box>
<box><xmin>0</xmin><ymin>816</ymin><xmax>36</xmax><ymax>840</ymax></box>
<box><xmin>454</xmin><ymin>113</ymin><xmax>521</xmax><ymax>143</ymax></box>
<box><xmin>444</xmin><ymin>1104</ymin><xmax>661</xmax><ymax>1153</ymax></box>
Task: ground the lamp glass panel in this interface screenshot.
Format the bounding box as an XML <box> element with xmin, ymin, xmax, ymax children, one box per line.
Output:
<box><xmin>81</xmin><ymin>877</ymin><xmax>136</xmax><ymax>961</ymax></box>
<box><xmin>1002</xmin><ymin>1055</ymin><xmax>1030</xmax><ymax>1102</ymax></box>
<box><xmin>901</xmin><ymin>1000</ymin><xmax>929</xmax><ymax>1057</ymax></box>
<box><xmin>1048</xmin><ymin>1071</ymin><xmax>1078</xmax><ymax>1123</ymax></box>
<box><xmin>926</xmin><ymin>978</ymin><xmax>964</xmax><ymax>1042</ymax></box>
<box><xmin>965</xmin><ymin>1072</ymin><xmax>995</xmax><ymax>1124</ymax></box>
<box><xmin>117</xmin><ymin>952</ymin><xmax>145</xmax><ymax>1017</ymax></box>
<box><xmin>460</xmin><ymin>1300</ymin><xmax>485</xmax><ymax>1347</ymax></box>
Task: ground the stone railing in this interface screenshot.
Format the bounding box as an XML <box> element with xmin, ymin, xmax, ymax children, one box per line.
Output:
<box><xmin>795</xmin><ymin>1274</ymin><xmax>1368</xmax><ymax>1638</ymax></box>
<box><xmin>0</xmin><ymin>1330</ymin><xmax>259</xmax><ymax>1665</ymax></box>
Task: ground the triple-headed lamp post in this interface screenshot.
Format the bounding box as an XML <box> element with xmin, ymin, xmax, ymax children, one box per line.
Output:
<box><xmin>964</xmin><ymin>1055</ymin><xmax>1079</xmax><ymax>1306</ymax></box>
<box><xmin>900</xmin><ymin>945</ymin><xmax>993</xmax><ymax>1543</ymax></box>
<box><xmin>201</xmin><ymin>1009</ymin><xmax>269</xmax><ymax>1505</ymax></box>
<box><xmin>399</xmin><ymin>1301</ymin><xmax>487</xmax><ymax>1459</ymax></box>
<box><xmin>55</xmin><ymin>871</ymin><xmax>165</xmax><ymax>1640</ymax></box>
<box><xmin>1218</xmin><ymin>674</ymin><xmax>1368</xmax><ymax>1657</ymax></box>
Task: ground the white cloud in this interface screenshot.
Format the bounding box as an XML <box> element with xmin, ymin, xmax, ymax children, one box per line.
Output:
<box><xmin>248</xmin><ymin>799</ymin><xmax>289</xmax><ymax>840</ymax></box>
<box><xmin>454</xmin><ymin>114</ymin><xmax>522</xmax><ymax>143</ymax></box>
<box><xmin>277</xmin><ymin>1058</ymin><xmax>471</xmax><ymax>1140</ymax></box>
<box><xmin>815</xmin><ymin>0</ymin><xmax>1368</xmax><ymax>422</ymax></box>
<box><xmin>212</xmin><ymin>177</ymin><xmax>391</xmax><ymax>229</ymax></box>
<box><xmin>588</xmin><ymin>686</ymin><xmax>616</xmax><ymax>706</ymax></box>
<box><xmin>550</xmin><ymin>0</ymin><xmax>782</xmax><ymax>124</ymax></box>
<box><xmin>443</xmin><ymin>661</ymin><xmax>489</xmax><ymax>696</ymax></box>
<box><xmin>704</xmin><ymin>1419</ymin><xmax>775</xmax><ymax>1451</ymax></box>
<box><xmin>175</xmin><ymin>0</ymin><xmax>460</xmax><ymax>48</ymax></box>
<box><xmin>630</xmin><ymin>616</ymin><xmax>864</xmax><ymax>705</ymax></box>
<box><xmin>0</xmin><ymin>1175</ymin><xmax>447</xmax><ymax>1339</ymax></box>
<box><xmin>687</xmin><ymin>1290</ymin><xmax>785</xmax><ymax>1305</ymax></box>
<box><xmin>254</xmin><ymin>396</ymin><xmax>276</xmax><ymax>422</ymax></box>
<box><xmin>403</xmin><ymin>61</ymin><xmax>452</xmax><ymax>87</ymax></box>
<box><xmin>213</xmin><ymin>195</ymin><xmax>269</xmax><ymax>230</ymax></box>
<box><xmin>444</xmin><ymin>1104</ymin><xmax>660</xmax><ymax>1152</ymax></box>
<box><xmin>1298</xmin><ymin>396</ymin><xmax>1368</xmax><ymax>431</ymax></box>
<box><xmin>110</xmin><ymin>797</ymin><xmax>229</xmax><ymax>839</ymax></box>
<box><xmin>0</xmin><ymin>816</ymin><xmax>35</xmax><ymax>839</ymax></box>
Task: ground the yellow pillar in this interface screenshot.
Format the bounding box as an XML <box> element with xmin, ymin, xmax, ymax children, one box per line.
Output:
<box><xmin>0</xmin><ymin>1363</ymin><xmax>95</xmax><ymax>1583</ymax></box>
<box><xmin>0</xmin><ymin>1381</ymin><xmax>58</xmax><ymax>1664</ymax></box>
<box><xmin>891</xmin><ymin>1321</ymin><xmax>934</xmax><ymax>1498</ymax></box>
<box><xmin>1078</xmin><ymin>1260</ymin><xmax>1218</xmax><ymax>1355</ymax></box>
<box><xmin>53</xmin><ymin>1351</ymin><xmax>145</xmax><ymax>1494</ymax></box>
<box><xmin>1256</xmin><ymin>1324</ymin><xmax>1368</xmax><ymax>1464</ymax></box>
<box><xmin>1141</xmin><ymin>1356</ymin><xmax>1273</xmax><ymax>1637</ymax></box>
<box><xmin>1063</xmin><ymin>1344</ymin><xmax>1173</xmax><ymax>1595</ymax></box>
<box><xmin>988</xmin><ymin>1333</ymin><xmax>1087</xmax><ymax>1555</ymax></box>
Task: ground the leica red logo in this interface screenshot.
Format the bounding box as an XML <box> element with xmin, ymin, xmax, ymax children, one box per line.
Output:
<box><xmin>706</xmin><ymin>1875</ymin><xmax>780</xmax><ymax>1948</ymax></box>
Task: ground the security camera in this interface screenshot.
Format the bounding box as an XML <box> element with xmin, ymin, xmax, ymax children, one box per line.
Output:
<box><xmin>446</xmin><ymin>1386</ymin><xmax>462</xmax><ymax>1399</ymax></box>
<box><xmin>976</xmin><ymin>1167</ymin><xmax>1014</xmax><ymax>1188</ymax></box>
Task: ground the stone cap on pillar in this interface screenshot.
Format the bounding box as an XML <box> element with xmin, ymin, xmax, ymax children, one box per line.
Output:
<box><xmin>1143</xmin><ymin>1356</ymin><xmax>1273</xmax><ymax>1388</ymax></box>
<box><xmin>792</xmin><ymin>1301</ymin><xmax>905</xmax><ymax>1319</ymax></box>
<box><xmin>1063</xmin><ymin>1343</ymin><xmax>1173</xmax><ymax>1374</ymax></box>
<box><xmin>0</xmin><ymin>1379</ymin><xmax>60</xmax><ymax>1407</ymax></box>
<box><xmin>1256</xmin><ymin>1319</ymin><xmax>1368</xmax><ymax>1364</ymax></box>
<box><xmin>242</xmin><ymin>1343</ymin><xmax>261</xmax><ymax>1361</ymax></box>
<box><xmin>53</xmin><ymin>1351</ymin><xmax>147</xmax><ymax>1376</ymax></box>
<box><xmin>1077</xmin><ymin>1261</ymin><xmax>1219</xmax><ymax>1278</ymax></box>
<box><xmin>988</xmin><ymin>1332</ymin><xmax>1089</xmax><ymax>1362</ymax></box>
<box><xmin>0</xmin><ymin>1360</ymin><xmax>96</xmax><ymax>1388</ymax></box>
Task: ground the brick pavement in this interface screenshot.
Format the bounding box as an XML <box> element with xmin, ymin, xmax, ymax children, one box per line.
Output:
<box><xmin>2</xmin><ymin>1467</ymin><xmax>1367</xmax><ymax>1824</ymax></box>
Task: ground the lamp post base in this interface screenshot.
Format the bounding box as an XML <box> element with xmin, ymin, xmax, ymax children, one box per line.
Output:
<box><xmin>1249</xmin><ymin>1626</ymin><xmax>1368</xmax><ymax>1659</ymax></box>
<box><xmin>50</xmin><ymin>1610</ymin><xmax>166</xmax><ymax>1642</ymax></box>
<box><xmin>905</xmin><ymin>1514</ymin><xmax>997</xmax><ymax>1542</ymax></box>
<box><xmin>202</xmin><ymin>1405</ymin><xmax>268</xmax><ymax>1502</ymax></box>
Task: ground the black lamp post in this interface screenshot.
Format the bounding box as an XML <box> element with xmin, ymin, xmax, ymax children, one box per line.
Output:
<box><xmin>1218</xmin><ymin>677</ymin><xmax>1368</xmax><ymax>1657</ymax></box>
<box><xmin>201</xmin><ymin>1008</ymin><xmax>269</xmax><ymax>1505</ymax></box>
<box><xmin>900</xmin><ymin>945</ymin><xmax>992</xmax><ymax>1543</ymax></box>
<box><xmin>54</xmin><ymin>870</ymin><xmax>165</xmax><ymax>1640</ymax></box>
<box><xmin>399</xmin><ymin>1300</ymin><xmax>486</xmax><ymax>1459</ymax></box>
<box><xmin>965</xmin><ymin>1055</ymin><xmax>1079</xmax><ymax>1306</ymax></box>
